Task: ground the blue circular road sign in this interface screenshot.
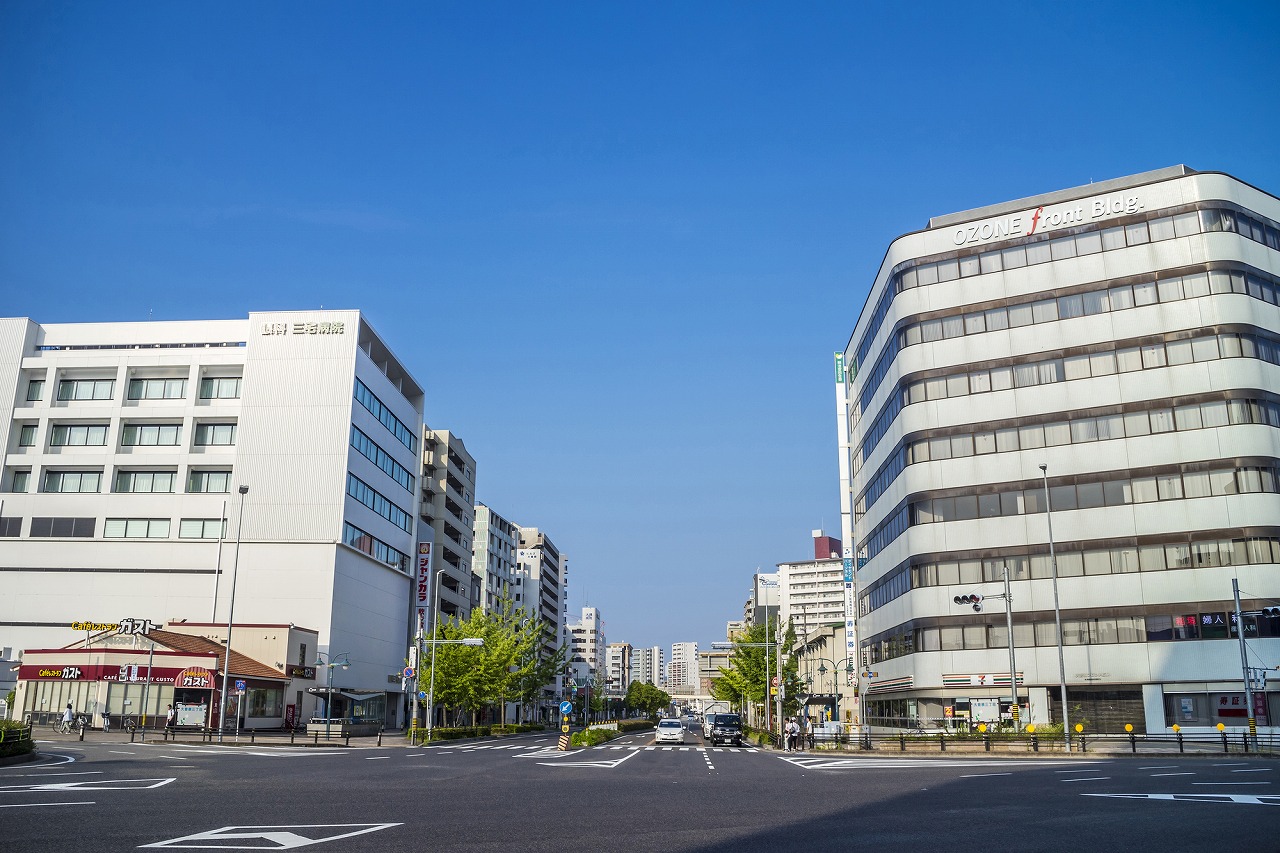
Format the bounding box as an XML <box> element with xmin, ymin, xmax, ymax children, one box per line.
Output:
<box><xmin>559</xmin><ymin>700</ymin><xmax>573</xmax><ymax>715</ymax></box>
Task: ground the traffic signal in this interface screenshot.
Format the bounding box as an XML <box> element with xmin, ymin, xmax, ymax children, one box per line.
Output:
<box><xmin>1263</xmin><ymin>607</ymin><xmax>1280</xmax><ymax>616</ymax></box>
<box><xmin>954</xmin><ymin>594</ymin><xmax>983</xmax><ymax>612</ymax></box>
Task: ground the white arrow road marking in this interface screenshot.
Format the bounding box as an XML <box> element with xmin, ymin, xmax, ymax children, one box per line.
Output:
<box><xmin>538</xmin><ymin>750</ymin><xmax>641</xmax><ymax>769</ymax></box>
<box><xmin>515</xmin><ymin>746</ymin><xmax>566</xmax><ymax>758</ymax></box>
<box><xmin>0</xmin><ymin>777</ymin><xmax>175</xmax><ymax>793</ymax></box>
<box><xmin>1084</xmin><ymin>793</ymin><xmax>1280</xmax><ymax>806</ymax></box>
<box><xmin>139</xmin><ymin>823</ymin><xmax>402</xmax><ymax>849</ymax></box>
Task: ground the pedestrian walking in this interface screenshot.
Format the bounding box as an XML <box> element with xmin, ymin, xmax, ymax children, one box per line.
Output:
<box><xmin>165</xmin><ymin>704</ymin><xmax>176</xmax><ymax>733</ymax></box>
<box><xmin>786</xmin><ymin>718</ymin><xmax>799</xmax><ymax>752</ymax></box>
<box><xmin>101</xmin><ymin>709</ymin><xmax>111</xmax><ymax>733</ymax></box>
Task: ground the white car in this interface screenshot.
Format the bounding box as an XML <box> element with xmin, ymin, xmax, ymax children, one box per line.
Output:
<box><xmin>655</xmin><ymin>718</ymin><xmax>685</xmax><ymax>744</ymax></box>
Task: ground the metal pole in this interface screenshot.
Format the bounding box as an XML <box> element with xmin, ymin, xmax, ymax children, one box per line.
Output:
<box><xmin>426</xmin><ymin>568</ymin><xmax>445</xmax><ymax>743</ymax></box>
<box><xmin>325</xmin><ymin>663</ymin><xmax>333</xmax><ymax>740</ymax></box>
<box><xmin>1041</xmin><ymin>464</ymin><xmax>1070</xmax><ymax>750</ymax></box>
<box><xmin>775</xmin><ymin>615</ymin><xmax>783</xmax><ymax>740</ymax></box>
<box><xmin>764</xmin><ymin>605</ymin><xmax>771</xmax><ymax>735</ymax></box>
<box><xmin>217</xmin><ymin>485</ymin><xmax>248</xmax><ymax>744</ymax></box>
<box><xmin>140</xmin><ymin>640</ymin><xmax>154</xmax><ymax>742</ymax></box>
<box><xmin>211</xmin><ymin>499</ymin><xmax>227</xmax><ymax>622</ymax></box>
<box><xmin>1003</xmin><ymin>565</ymin><xmax>1018</xmax><ymax>729</ymax></box>
<box><xmin>1232</xmin><ymin>578</ymin><xmax>1257</xmax><ymax>745</ymax></box>
<box><xmin>411</xmin><ymin>612</ymin><xmax>423</xmax><ymax>736</ymax></box>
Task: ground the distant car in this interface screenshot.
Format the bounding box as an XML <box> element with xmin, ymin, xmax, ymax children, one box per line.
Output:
<box><xmin>655</xmin><ymin>718</ymin><xmax>686</xmax><ymax>745</ymax></box>
<box><xmin>702</xmin><ymin>713</ymin><xmax>718</xmax><ymax>738</ymax></box>
<box><xmin>709</xmin><ymin>713</ymin><xmax>743</xmax><ymax>747</ymax></box>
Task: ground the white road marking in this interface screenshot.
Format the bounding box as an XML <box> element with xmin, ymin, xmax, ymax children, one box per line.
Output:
<box><xmin>7</xmin><ymin>771</ymin><xmax>101</xmax><ymax>777</ymax></box>
<box><xmin>1151</xmin><ymin>772</ymin><xmax>1195</xmax><ymax>777</ymax></box>
<box><xmin>365</xmin><ymin>756</ymin><xmax>389</xmax><ymax>760</ymax></box>
<box><xmin>1085</xmin><ymin>793</ymin><xmax>1280</xmax><ymax>806</ymax></box>
<box><xmin>0</xmin><ymin>801</ymin><xmax>95</xmax><ymax>809</ymax></box>
<box><xmin>0</xmin><ymin>777</ymin><xmax>175</xmax><ymax>792</ymax></box>
<box><xmin>108</xmin><ymin>750</ymin><xmax>136</xmax><ymax>755</ymax></box>
<box><xmin>1193</xmin><ymin>782</ymin><xmax>1271</xmax><ymax>786</ymax></box>
<box><xmin>538</xmin><ymin>750</ymin><xmax>641</xmax><ymax>770</ymax></box>
<box><xmin>783</xmin><ymin>756</ymin><xmax>1084</xmax><ymax>771</ymax></box>
<box><xmin>1140</xmin><ymin>766</ymin><xmax>1178</xmax><ymax>770</ymax></box>
<box><xmin>1233</xmin><ymin>768</ymin><xmax>1273</xmax><ymax>773</ymax></box>
<box><xmin>961</xmin><ymin>772</ymin><xmax>1012</xmax><ymax>778</ymax></box>
<box><xmin>1061</xmin><ymin>777</ymin><xmax>1111</xmax><ymax>782</ymax></box>
<box><xmin>140</xmin><ymin>823</ymin><xmax>402</xmax><ymax>849</ymax></box>
<box><xmin>1214</xmin><ymin>763</ymin><xmax>1249</xmax><ymax>767</ymax></box>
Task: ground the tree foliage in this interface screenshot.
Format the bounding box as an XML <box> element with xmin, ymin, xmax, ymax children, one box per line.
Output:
<box><xmin>416</xmin><ymin>588</ymin><xmax>562</xmax><ymax>725</ymax></box>
<box><xmin>623</xmin><ymin>680</ymin><xmax>671</xmax><ymax>717</ymax></box>
<box><xmin>710</xmin><ymin>616</ymin><xmax>804</xmax><ymax>722</ymax></box>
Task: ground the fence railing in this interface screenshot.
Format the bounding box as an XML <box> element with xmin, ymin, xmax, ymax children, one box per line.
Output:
<box><xmin>805</xmin><ymin>729</ymin><xmax>1279</xmax><ymax>756</ymax></box>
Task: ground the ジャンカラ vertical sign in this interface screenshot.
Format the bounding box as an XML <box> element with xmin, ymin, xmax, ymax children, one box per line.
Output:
<box><xmin>415</xmin><ymin>543</ymin><xmax>432</xmax><ymax>628</ymax></box>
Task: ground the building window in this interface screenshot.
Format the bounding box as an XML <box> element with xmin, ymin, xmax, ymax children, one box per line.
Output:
<box><xmin>179</xmin><ymin>518</ymin><xmax>227</xmax><ymax>539</ymax></box>
<box><xmin>9</xmin><ymin>470</ymin><xmax>30</xmax><ymax>493</ymax></box>
<box><xmin>350</xmin><ymin>426</ymin><xmax>414</xmax><ymax>492</ymax></box>
<box><xmin>26</xmin><ymin>379</ymin><xmax>44</xmax><ymax>401</ymax></box>
<box><xmin>0</xmin><ymin>517</ymin><xmax>21</xmax><ymax>537</ymax></box>
<box><xmin>127</xmin><ymin>378</ymin><xmax>186</xmax><ymax>400</ymax></box>
<box><xmin>50</xmin><ymin>424</ymin><xmax>109</xmax><ymax>446</ymax></box>
<box><xmin>18</xmin><ymin>425</ymin><xmax>37</xmax><ymax>447</ymax></box>
<box><xmin>57</xmin><ymin>379</ymin><xmax>115</xmax><ymax>401</ymax></box>
<box><xmin>187</xmin><ymin>470</ymin><xmax>232</xmax><ymax>493</ymax></box>
<box><xmin>114</xmin><ymin>471</ymin><xmax>176</xmax><ymax>493</ymax></box>
<box><xmin>346</xmin><ymin>473</ymin><xmax>413</xmax><ymax>532</ymax></box>
<box><xmin>199</xmin><ymin>377</ymin><xmax>241</xmax><ymax>399</ymax></box>
<box><xmin>194</xmin><ymin>424</ymin><xmax>237</xmax><ymax>446</ymax></box>
<box><xmin>247</xmin><ymin>687</ymin><xmax>283</xmax><ymax>717</ymax></box>
<box><xmin>342</xmin><ymin>522</ymin><xmax>408</xmax><ymax>571</ymax></box>
<box><xmin>29</xmin><ymin>517</ymin><xmax>96</xmax><ymax>537</ymax></box>
<box><xmin>121</xmin><ymin>424</ymin><xmax>182</xmax><ymax>446</ymax></box>
<box><xmin>353</xmin><ymin>379</ymin><xmax>417</xmax><ymax>453</ymax></box>
<box><xmin>104</xmin><ymin>518</ymin><xmax>171</xmax><ymax>539</ymax></box>
<box><xmin>42</xmin><ymin>471</ymin><xmax>102</xmax><ymax>493</ymax></box>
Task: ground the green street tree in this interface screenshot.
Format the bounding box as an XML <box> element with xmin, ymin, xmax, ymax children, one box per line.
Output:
<box><xmin>624</xmin><ymin>680</ymin><xmax>671</xmax><ymax>718</ymax></box>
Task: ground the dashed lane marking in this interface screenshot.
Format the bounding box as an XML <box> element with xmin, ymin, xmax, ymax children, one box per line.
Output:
<box><xmin>0</xmin><ymin>801</ymin><xmax>95</xmax><ymax>809</ymax></box>
<box><xmin>1061</xmin><ymin>777</ymin><xmax>1111</xmax><ymax>782</ymax></box>
<box><xmin>1151</xmin><ymin>772</ymin><xmax>1195</xmax><ymax>777</ymax></box>
<box><xmin>1084</xmin><ymin>793</ymin><xmax>1280</xmax><ymax>806</ymax></box>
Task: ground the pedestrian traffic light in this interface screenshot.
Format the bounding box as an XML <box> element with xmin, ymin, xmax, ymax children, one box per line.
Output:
<box><xmin>954</xmin><ymin>594</ymin><xmax>983</xmax><ymax>612</ymax></box>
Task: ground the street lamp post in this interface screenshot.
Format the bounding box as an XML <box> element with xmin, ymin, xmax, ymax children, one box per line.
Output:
<box><xmin>314</xmin><ymin>651</ymin><xmax>350</xmax><ymax>740</ymax></box>
<box><xmin>423</xmin><ymin>636</ymin><xmax>484</xmax><ymax>743</ymax></box>
<box><xmin>1040</xmin><ymin>464</ymin><xmax>1071</xmax><ymax>750</ymax></box>
<box><xmin>217</xmin><ymin>485</ymin><xmax>248</xmax><ymax>744</ymax></box>
<box><xmin>426</xmin><ymin>568</ymin><xmax>446</xmax><ymax>741</ymax></box>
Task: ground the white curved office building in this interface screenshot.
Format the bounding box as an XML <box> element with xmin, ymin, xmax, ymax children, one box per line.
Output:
<box><xmin>837</xmin><ymin>167</ymin><xmax>1280</xmax><ymax>733</ymax></box>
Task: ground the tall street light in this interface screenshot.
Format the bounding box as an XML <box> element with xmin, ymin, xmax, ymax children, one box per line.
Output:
<box><xmin>217</xmin><ymin>485</ymin><xmax>248</xmax><ymax>744</ymax></box>
<box><xmin>314</xmin><ymin>651</ymin><xmax>350</xmax><ymax>740</ymax></box>
<box><xmin>1040</xmin><ymin>464</ymin><xmax>1071</xmax><ymax>750</ymax></box>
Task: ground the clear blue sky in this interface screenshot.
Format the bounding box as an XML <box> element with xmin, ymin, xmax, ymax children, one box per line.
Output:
<box><xmin>3</xmin><ymin>1</ymin><xmax>1278</xmax><ymax>655</ymax></box>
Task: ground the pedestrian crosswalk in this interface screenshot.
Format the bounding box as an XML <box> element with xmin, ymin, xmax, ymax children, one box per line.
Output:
<box><xmin>435</xmin><ymin>742</ymin><xmax>758</xmax><ymax>754</ymax></box>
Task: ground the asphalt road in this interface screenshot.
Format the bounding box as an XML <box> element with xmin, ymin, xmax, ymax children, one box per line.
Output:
<box><xmin>3</xmin><ymin>719</ymin><xmax>1277</xmax><ymax>852</ymax></box>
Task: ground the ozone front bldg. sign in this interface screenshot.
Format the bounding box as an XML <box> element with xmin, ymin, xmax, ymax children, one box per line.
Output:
<box><xmin>951</xmin><ymin>193</ymin><xmax>1146</xmax><ymax>247</ymax></box>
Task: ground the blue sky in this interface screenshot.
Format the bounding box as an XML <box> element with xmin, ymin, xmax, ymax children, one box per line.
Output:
<box><xmin>3</xmin><ymin>1</ymin><xmax>1279</xmax><ymax>655</ymax></box>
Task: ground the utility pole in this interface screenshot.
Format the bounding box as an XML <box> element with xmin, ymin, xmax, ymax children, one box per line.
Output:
<box><xmin>1232</xmin><ymin>578</ymin><xmax>1257</xmax><ymax>747</ymax></box>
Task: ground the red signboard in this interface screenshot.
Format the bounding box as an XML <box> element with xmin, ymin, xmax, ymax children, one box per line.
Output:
<box><xmin>174</xmin><ymin>667</ymin><xmax>215</xmax><ymax>690</ymax></box>
<box><xmin>17</xmin><ymin>663</ymin><xmax>198</xmax><ymax>685</ymax></box>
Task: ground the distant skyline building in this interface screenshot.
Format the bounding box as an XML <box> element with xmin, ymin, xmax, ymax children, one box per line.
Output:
<box><xmin>778</xmin><ymin>531</ymin><xmax>846</xmax><ymax>638</ymax></box>
<box><xmin>606</xmin><ymin>642</ymin><xmax>631</xmax><ymax>696</ymax></box>
<box><xmin>630</xmin><ymin>645</ymin><xmax>664</xmax><ymax>687</ymax></box>
<box><xmin>839</xmin><ymin>166</ymin><xmax>1280</xmax><ymax>732</ymax></box>
<box><xmin>743</xmin><ymin>572</ymin><xmax>780</xmax><ymax>627</ymax></box>
<box><xmin>567</xmin><ymin>606</ymin><xmax>605</xmax><ymax>683</ymax></box>
<box><xmin>517</xmin><ymin>527</ymin><xmax>568</xmax><ymax>710</ymax></box>
<box><xmin>668</xmin><ymin>641</ymin><xmax>698</xmax><ymax>689</ymax></box>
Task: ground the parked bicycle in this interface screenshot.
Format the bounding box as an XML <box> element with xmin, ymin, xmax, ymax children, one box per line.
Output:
<box><xmin>52</xmin><ymin>714</ymin><xmax>88</xmax><ymax>734</ymax></box>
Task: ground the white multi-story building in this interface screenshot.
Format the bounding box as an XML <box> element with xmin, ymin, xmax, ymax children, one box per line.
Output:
<box><xmin>567</xmin><ymin>606</ymin><xmax>604</xmax><ymax>684</ymax></box>
<box><xmin>839</xmin><ymin>167</ymin><xmax>1280</xmax><ymax>733</ymax></box>
<box><xmin>419</xmin><ymin>429</ymin><xmax>476</xmax><ymax>625</ymax></box>
<box><xmin>743</xmin><ymin>572</ymin><xmax>779</xmax><ymax>627</ymax></box>
<box><xmin>471</xmin><ymin>503</ymin><xmax>519</xmax><ymax>614</ymax></box>
<box><xmin>1</xmin><ymin>311</ymin><xmax>424</xmax><ymax>729</ymax></box>
<box><xmin>668</xmin><ymin>641</ymin><xmax>698</xmax><ymax>689</ymax></box>
<box><xmin>778</xmin><ymin>532</ymin><xmax>846</xmax><ymax>636</ymax></box>
<box><xmin>606</xmin><ymin>642</ymin><xmax>631</xmax><ymax>696</ymax></box>
<box><xmin>630</xmin><ymin>645</ymin><xmax>664</xmax><ymax>687</ymax></box>
<box><xmin>516</xmin><ymin>527</ymin><xmax>567</xmax><ymax>711</ymax></box>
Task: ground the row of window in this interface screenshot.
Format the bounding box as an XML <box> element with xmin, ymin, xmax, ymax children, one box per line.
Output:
<box><xmin>342</xmin><ymin>522</ymin><xmax>409</xmax><ymax>572</ymax></box>
<box><xmin>859</xmin><ymin>536</ymin><xmax>1280</xmax><ymax>616</ymax></box>
<box><xmin>0</xmin><ymin>515</ymin><xmax>229</xmax><ymax>539</ymax></box>
<box><xmin>852</xmin><ymin>203</ymin><xmax>1280</xmax><ymax>389</ymax></box>
<box><xmin>20</xmin><ymin>422</ymin><xmax>237</xmax><ymax>448</ymax></box>
<box><xmin>858</xmin><ymin>262</ymin><xmax>1280</xmax><ymax>418</ymax></box>
<box><xmin>865</xmin><ymin>610</ymin><xmax>1280</xmax><ymax>665</ymax></box>
<box><xmin>345</xmin><ymin>473</ymin><xmax>413</xmax><ymax>533</ymax></box>
<box><xmin>913</xmin><ymin>464</ymin><xmax>1279</xmax><ymax>526</ymax></box>
<box><xmin>859</xmin><ymin>327</ymin><xmax>1280</xmax><ymax>466</ymax></box>
<box><xmin>857</xmin><ymin>396</ymin><xmax>1280</xmax><ymax>519</ymax></box>
<box><xmin>859</xmin><ymin>462</ymin><xmax>1280</xmax><ymax>563</ymax></box>
<box><xmin>9</xmin><ymin>468</ymin><xmax>233</xmax><ymax>495</ymax></box>
<box><xmin>32</xmin><ymin>377</ymin><xmax>241</xmax><ymax>403</ymax></box>
<box><xmin>353</xmin><ymin>379</ymin><xmax>417</xmax><ymax>454</ymax></box>
<box><xmin>350</xmin><ymin>426</ymin><xmax>414</xmax><ymax>493</ymax></box>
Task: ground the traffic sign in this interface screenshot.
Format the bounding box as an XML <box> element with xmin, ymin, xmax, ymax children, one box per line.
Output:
<box><xmin>418</xmin><ymin>691</ymin><xmax>427</xmax><ymax>699</ymax></box>
<box><xmin>403</xmin><ymin>667</ymin><xmax>415</xmax><ymax>679</ymax></box>
<box><xmin>771</xmin><ymin>676</ymin><xmax>780</xmax><ymax>687</ymax></box>
<box><xmin>234</xmin><ymin>679</ymin><xmax>246</xmax><ymax>693</ymax></box>
<box><xmin>561</xmin><ymin>724</ymin><xmax>570</xmax><ymax>733</ymax></box>
<box><xmin>560</xmin><ymin>700</ymin><xmax>573</xmax><ymax>715</ymax></box>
